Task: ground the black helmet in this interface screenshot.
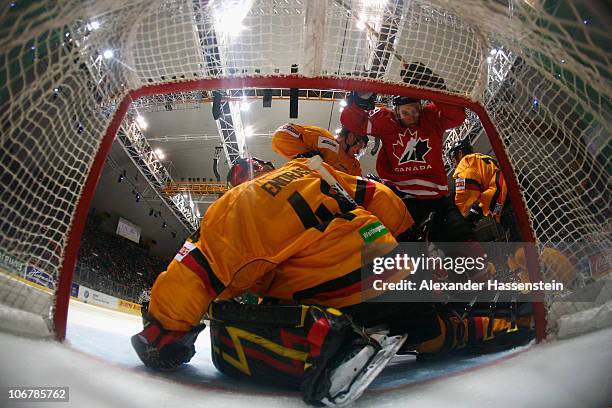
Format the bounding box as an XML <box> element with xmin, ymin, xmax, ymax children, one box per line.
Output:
<box><xmin>447</xmin><ymin>139</ymin><xmax>473</xmax><ymax>163</ymax></box>
<box><xmin>392</xmin><ymin>95</ymin><xmax>421</xmax><ymax>107</ymax></box>
<box><xmin>338</xmin><ymin>127</ymin><xmax>369</xmax><ymax>155</ymax></box>
<box><xmin>227</xmin><ymin>157</ymin><xmax>275</xmax><ymax>186</ymax></box>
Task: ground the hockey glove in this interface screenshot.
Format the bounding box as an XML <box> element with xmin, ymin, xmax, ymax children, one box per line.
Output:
<box><xmin>465</xmin><ymin>203</ymin><xmax>484</xmax><ymax>227</ymax></box>
<box><xmin>348</xmin><ymin>91</ymin><xmax>377</xmax><ymax>110</ymax></box>
<box><xmin>131</xmin><ymin>310</ymin><xmax>205</xmax><ymax>371</ymax></box>
<box><xmin>364</xmin><ymin>173</ymin><xmax>383</xmax><ymax>184</ymax></box>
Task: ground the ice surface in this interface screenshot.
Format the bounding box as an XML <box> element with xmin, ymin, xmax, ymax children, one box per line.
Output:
<box><xmin>1</xmin><ymin>300</ymin><xmax>610</xmax><ymax>407</ymax></box>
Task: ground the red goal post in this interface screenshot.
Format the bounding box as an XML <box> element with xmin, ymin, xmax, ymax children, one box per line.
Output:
<box><xmin>56</xmin><ymin>76</ymin><xmax>546</xmax><ymax>341</ymax></box>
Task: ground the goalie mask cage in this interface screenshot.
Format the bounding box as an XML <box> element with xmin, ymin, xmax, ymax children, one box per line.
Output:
<box><xmin>0</xmin><ymin>0</ymin><xmax>610</xmax><ymax>342</ymax></box>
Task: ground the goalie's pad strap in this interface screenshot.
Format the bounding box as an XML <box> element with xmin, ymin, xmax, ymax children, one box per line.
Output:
<box><xmin>209</xmin><ymin>301</ymin><xmax>308</xmax><ymax>327</ymax></box>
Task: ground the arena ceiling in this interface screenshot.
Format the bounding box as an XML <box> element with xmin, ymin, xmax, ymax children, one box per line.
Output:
<box><xmin>92</xmin><ymin>93</ymin><xmax>494</xmax><ymax>258</ymax></box>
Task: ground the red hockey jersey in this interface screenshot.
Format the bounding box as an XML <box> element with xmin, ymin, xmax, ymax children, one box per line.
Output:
<box><xmin>342</xmin><ymin>103</ymin><xmax>465</xmax><ymax>199</ymax></box>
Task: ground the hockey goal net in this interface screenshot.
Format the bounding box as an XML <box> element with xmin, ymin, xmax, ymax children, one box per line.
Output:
<box><xmin>0</xmin><ymin>0</ymin><xmax>610</xmax><ymax>341</ymax></box>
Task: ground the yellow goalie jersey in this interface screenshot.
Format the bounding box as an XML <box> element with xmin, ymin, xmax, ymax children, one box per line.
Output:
<box><xmin>272</xmin><ymin>123</ymin><xmax>362</xmax><ymax>176</ymax></box>
<box><xmin>452</xmin><ymin>153</ymin><xmax>508</xmax><ymax>221</ymax></box>
<box><xmin>149</xmin><ymin>158</ymin><xmax>412</xmax><ymax>331</ymax></box>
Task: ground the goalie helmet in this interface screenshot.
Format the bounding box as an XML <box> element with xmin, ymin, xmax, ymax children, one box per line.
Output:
<box><xmin>227</xmin><ymin>157</ymin><xmax>275</xmax><ymax>187</ymax></box>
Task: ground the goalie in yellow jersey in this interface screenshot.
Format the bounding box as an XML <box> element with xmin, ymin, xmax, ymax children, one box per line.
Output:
<box><xmin>131</xmin><ymin>156</ymin><xmax>534</xmax><ymax>406</ymax></box>
<box><xmin>131</xmin><ymin>156</ymin><xmax>423</xmax><ymax>403</ymax></box>
<box><xmin>272</xmin><ymin>122</ymin><xmax>368</xmax><ymax>176</ymax></box>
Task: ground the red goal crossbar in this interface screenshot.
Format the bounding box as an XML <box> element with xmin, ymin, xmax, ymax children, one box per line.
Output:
<box><xmin>54</xmin><ymin>76</ymin><xmax>546</xmax><ymax>342</ymax></box>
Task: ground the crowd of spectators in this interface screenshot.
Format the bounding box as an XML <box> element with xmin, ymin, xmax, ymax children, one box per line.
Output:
<box><xmin>76</xmin><ymin>219</ymin><xmax>168</xmax><ymax>302</ymax></box>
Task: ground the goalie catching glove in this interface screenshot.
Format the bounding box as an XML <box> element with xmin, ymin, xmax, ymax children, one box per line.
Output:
<box><xmin>131</xmin><ymin>306</ymin><xmax>205</xmax><ymax>371</ymax></box>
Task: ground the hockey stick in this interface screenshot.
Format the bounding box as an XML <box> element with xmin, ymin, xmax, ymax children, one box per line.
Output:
<box><xmin>306</xmin><ymin>156</ymin><xmax>358</xmax><ymax>208</ymax></box>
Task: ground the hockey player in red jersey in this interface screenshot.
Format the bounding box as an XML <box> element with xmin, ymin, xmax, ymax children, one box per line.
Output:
<box><xmin>341</xmin><ymin>64</ymin><xmax>475</xmax><ymax>241</ymax></box>
<box><xmin>341</xmin><ymin>64</ymin><xmax>485</xmax><ymax>284</ymax></box>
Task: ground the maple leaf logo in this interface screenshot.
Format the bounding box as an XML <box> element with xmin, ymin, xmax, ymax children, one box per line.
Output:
<box><xmin>393</xmin><ymin>129</ymin><xmax>432</xmax><ymax>164</ymax></box>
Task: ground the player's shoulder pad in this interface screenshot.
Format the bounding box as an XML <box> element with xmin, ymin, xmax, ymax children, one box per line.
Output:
<box><xmin>276</xmin><ymin>123</ymin><xmax>303</xmax><ymax>138</ymax></box>
<box><xmin>317</xmin><ymin>135</ymin><xmax>339</xmax><ymax>153</ymax></box>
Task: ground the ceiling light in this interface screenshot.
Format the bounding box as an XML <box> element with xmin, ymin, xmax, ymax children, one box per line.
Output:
<box><xmin>244</xmin><ymin>126</ymin><xmax>254</xmax><ymax>137</ymax></box>
<box><xmin>135</xmin><ymin>115</ymin><xmax>148</xmax><ymax>130</ymax></box>
<box><xmin>154</xmin><ymin>148</ymin><xmax>165</xmax><ymax>160</ymax></box>
<box><xmin>214</xmin><ymin>1</ymin><xmax>251</xmax><ymax>37</ymax></box>
<box><xmin>103</xmin><ymin>49</ymin><xmax>114</xmax><ymax>59</ymax></box>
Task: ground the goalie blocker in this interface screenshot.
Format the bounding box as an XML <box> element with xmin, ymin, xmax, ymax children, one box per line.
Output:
<box><xmin>208</xmin><ymin>301</ymin><xmax>405</xmax><ymax>407</ymax></box>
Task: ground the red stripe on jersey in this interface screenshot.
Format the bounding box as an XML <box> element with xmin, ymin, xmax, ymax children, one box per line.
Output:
<box><xmin>363</xmin><ymin>181</ymin><xmax>376</xmax><ymax>206</ymax></box>
<box><xmin>181</xmin><ymin>255</ymin><xmax>219</xmax><ymax>298</ymax></box>
<box><xmin>311</xmin><ymin>281</ymin><xmax>362</xmax><ymax>301</ymax></box>
<box><xmin>391</xmin><ymin>182</ymin><xmax>449</xmax><ymax>199</ymax></box>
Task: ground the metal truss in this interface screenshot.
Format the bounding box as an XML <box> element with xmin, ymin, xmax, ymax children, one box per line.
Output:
<box><xmin>116</xmin><ymin>115</ymin><xmax>200</xmax><ymax>230</ymax></box>
<box><xmin>444</xmin><ymin>45</ymin><xmax>519</xmax><ymax>171</ymax></box>
<box><xmin>80</xmin><ymin>36</ymin><xmax>201</xmax><ymax>232</ymax></box>
<box><xmin>161</xmin><ymin>182</ymin><xmax>229</xmax><ymax>196</ymax></box>
<box><xmin>192</xmin><ymin>2</ymin><xmax>245</xmax><ymax>166</ymax></box>
<box><xmin>129</xmin><ymin>88</ymin><xmax>352</xmax><ymax>113</ymax></box>
<box><xmin>213</xmin><ymin>97</ymin><xmax>244</xmax><ymax>165</ymax></box>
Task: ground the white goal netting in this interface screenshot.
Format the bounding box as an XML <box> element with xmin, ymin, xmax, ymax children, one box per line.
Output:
<box><xmin>0</xmin><ymin>0</ymin><xmax>610</xmax><ymax>339</ymax></box>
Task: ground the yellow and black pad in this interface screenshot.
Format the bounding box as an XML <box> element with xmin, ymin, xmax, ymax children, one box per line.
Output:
<box><xmin>208</xmin><ymin>301</ymin><xmax>353</xmax><ymax>390</ymax></box>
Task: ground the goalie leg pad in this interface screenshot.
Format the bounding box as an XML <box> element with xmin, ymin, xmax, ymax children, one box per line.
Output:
<box><xmin>414</xmin><ymin>307</ymin><xmax>534</xmax><ymax>361</ymax></box>
<box><xmin>208</xmin><ymin>301</ymin><xmax>407</xmax><ymax>406</ymax></box>
<box><xmin>209</xmin><ymin>302</ymin><xmax>354</xmax><ymax>390</ymax></box>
